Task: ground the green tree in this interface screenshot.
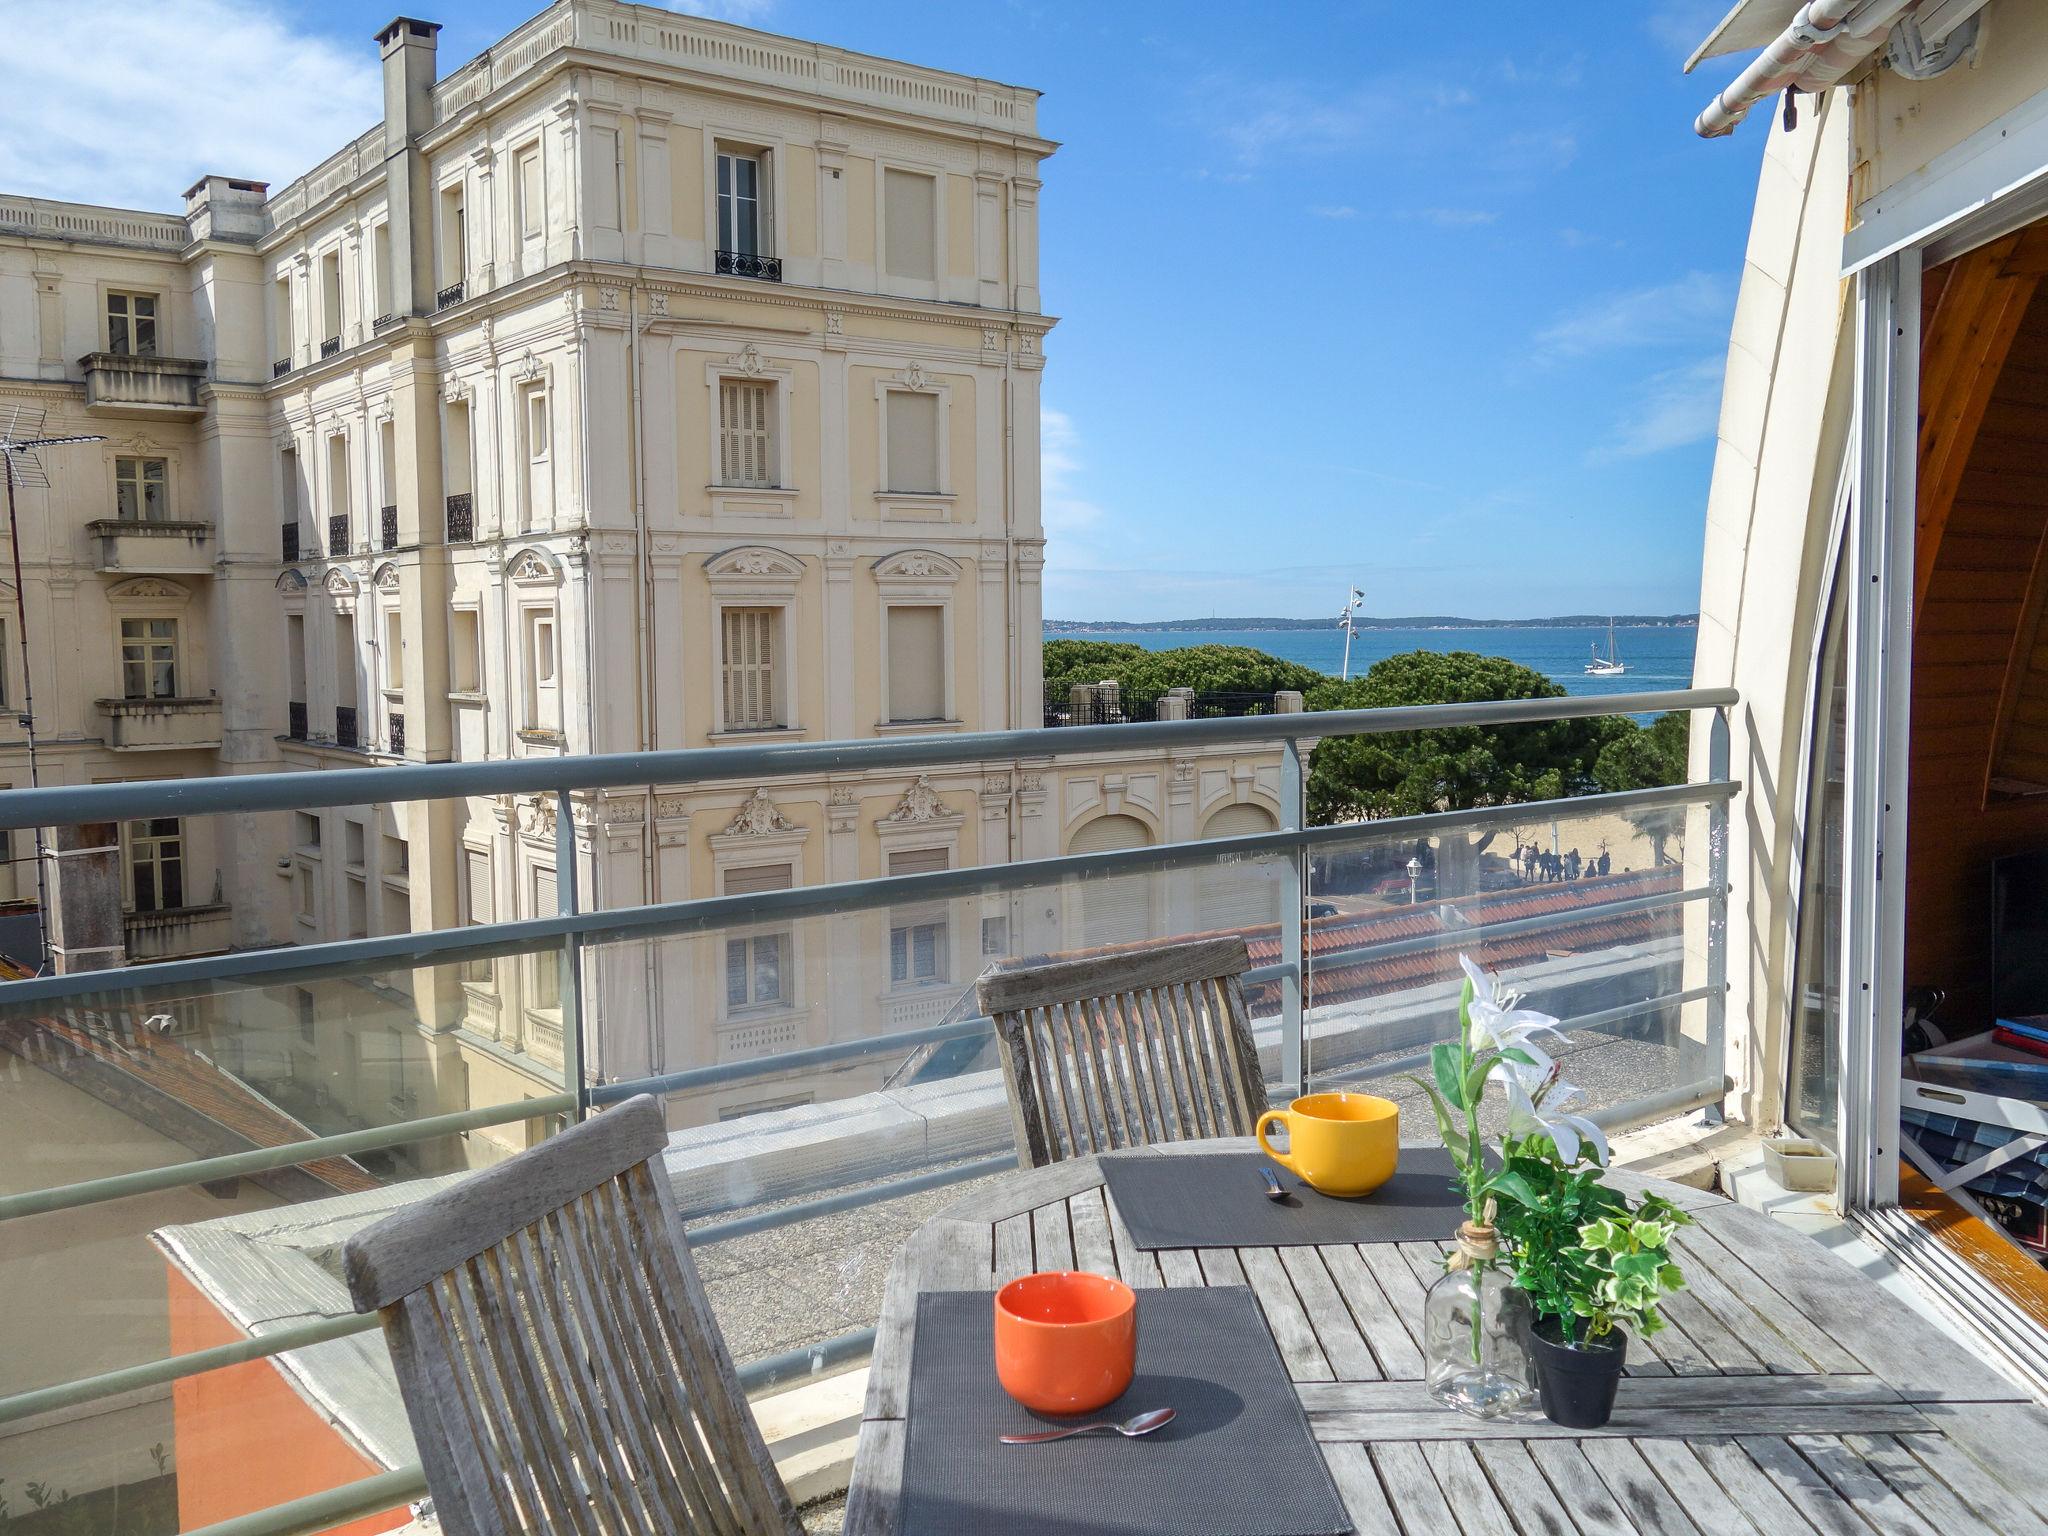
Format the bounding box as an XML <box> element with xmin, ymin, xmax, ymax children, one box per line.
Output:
<box><xmin>1042</xmin><ymin>640</ymin><xmax>1327</xmax><ymax>701</ymax></box>
<box><xmin>1592</xmin><ymin>709</ymin><xmax>1689</xmax><ymax>791</ymax></box>
<box><xmin>1304</xmin><ymin>651</ymin><xmax>1627</xmax><ymax>894</ymax></box>
<box><xmin>1593</xmin><ymin>710</ymin><xmax>1691</xmax><ymax>866</ymax></box>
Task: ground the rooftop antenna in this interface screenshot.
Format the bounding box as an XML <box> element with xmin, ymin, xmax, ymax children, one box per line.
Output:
<box><xmin>0</xmin><ymin>406</ymin><xmax>107</xmax><ymax>971</ymax></box>
<box><xmin>1338</xmin><ymin>586</ymin><xmax>1365</xmax><ymax>681</ymax></box>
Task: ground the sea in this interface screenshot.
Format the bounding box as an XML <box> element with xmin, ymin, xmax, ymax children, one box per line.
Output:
<box><xmin>1043</xmin><ymin>625</ymin><xmax>1698</xmax><ymax>706</ymax></box>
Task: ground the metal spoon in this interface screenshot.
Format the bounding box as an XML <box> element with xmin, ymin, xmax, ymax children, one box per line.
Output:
<box><xmin>1260</xmin><ymin>1165</ymin><xmax>1288</xmax><ymax>1201</ymax></box>
<box><xmin>1000</xmin><ymin>1408</ymin><xmax>1176</xmax><ymax>1444</ymax></box>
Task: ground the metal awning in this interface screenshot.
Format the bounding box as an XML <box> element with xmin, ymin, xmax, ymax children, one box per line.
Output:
<box><xmin>1685</xmin><ymin>0</ymin><xmax>1807</xmax><ymax>73</ymax></box>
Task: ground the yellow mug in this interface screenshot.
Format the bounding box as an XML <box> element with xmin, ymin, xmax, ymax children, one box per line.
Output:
<box><xmin>1255</xmin><ymin>1092</ymin><xmax>1399</xmax><ymax>1197</ymax></box>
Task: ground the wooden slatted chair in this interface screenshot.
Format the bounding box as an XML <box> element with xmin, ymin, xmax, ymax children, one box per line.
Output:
<box><xmin>341</xmin><ymin>1093</ymin><xmax>802</xmax><ymax>1536</ymax></box>
<box><xmin>976</xmin><ymin>934</ymin><xmax>1268</xmax><ymax>1168</ymax></box>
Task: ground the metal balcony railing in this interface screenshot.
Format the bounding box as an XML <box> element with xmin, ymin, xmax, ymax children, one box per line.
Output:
<box><xmin>288</xmin><ymin>700</ymin><xmax>307</xmax><ymax>740</ymax></box>
<box><xmin>372</xmin><ymin>313</ymin><xmax>397</xmax><ymax>334</ymax></box>
<box><xmin>445</xmin><ymin>491</ymin><xmax>474</xmax><ymax>542</ymax></box>
<box><xmin>436</xmin><ymin>280</ymin><xmax>465</xmax><ymax>310</ymax></box>
<box><xmin>380</xmin><ymin>505</ymin><xmax>398</xmax><ymax>551</ymax></box>
<box><xmin>0</xmin><ymin>686</ymin><xmax>1738</xmax><ymax>1534</ymax></box>
<box><xmin>320</xmin><ymin>335</ymin><xmax>341</xmax><ymax>359</ymax></box>
<box><xmin>388</xmin><ymin>711</ymin><xmax>405</xmax><ymax>755</ymax></box>
<box><xmin>335</xmin><ymin>703</ymin><xmax>359</xmax><ymax>749</ymax></box>
<box><xmin>328</xmin><ymin>513</ymin><xmax>349</xmax><ymax>556</ymax></box>
<box><xmin>280</xmin><ymin>521</ymin><xmax>299</xmax><ymax>562</ymax></box>
<box><xmin>716</xmin><ymin>249</ymin><xmax>782</xmax><ymax>281</ymax></box>
<box><xmin>272</xmin><ymin>356</ymin><xmax>293</xmax><ymax>379</ymax></box>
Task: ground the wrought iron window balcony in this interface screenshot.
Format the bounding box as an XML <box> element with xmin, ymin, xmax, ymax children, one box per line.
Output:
<box><xmin>335</xmin><ymin>704</ymin><xmax>360</xmax><ymax>750</ymax></box>
<box><xmin>281</xmin><ymin>522</ymin><xmax>299</xmax><ymax>562</ymax></box>
<box><xmin>319</xmin><ymin>336</ymin><xmax>341</xmax><ymax>359</ymax></box>
<box><xmin>373</xmin><ymin>313</ymin><xmax>398</xmax><ymax>334</ymax></box>
<box><xmin>272</xmin><ymin>357</ymin><xmax>293</xmax><ymax>379</ymax></box>
<box><xmin>436</xmin><ymin>281</ymin><xmax>465</xmax><ymax>310</ymax></box>
<box><xmin>389</xmin><ymin>711</ymin><xmax>405</xmax><ymax>756</ymax></box>
<box><xmin>288</xmin><ymin>700</ymin><xmax>307</xmax><ymax>741</ymax></box>
<box><xmin>445</xmin><ymin>492</ymin><xmax>474</xmax><ymax>543</ymax></box>
<box><xmin>380</xmin><ymin>506</ymin><xmax>399</xmax><ymax>551</ymax></box>
<box><xmin>328</xmin><ymin>514</ymin><xmax>349</xmax><ymax>556</ymax></box>
<box><xmin>715</xmin><ymin>249</ymin><xmax>782</xmax><ymax>282</ymax></box>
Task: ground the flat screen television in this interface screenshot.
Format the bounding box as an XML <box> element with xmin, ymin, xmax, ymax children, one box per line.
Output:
<box><xmin>1993</xmin><ymin>850</ymin><xmax>2048</xmax><ymax>1020</ymax></box>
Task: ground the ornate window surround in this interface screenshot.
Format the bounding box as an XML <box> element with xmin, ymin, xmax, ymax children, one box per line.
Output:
<box><xmin>872</xmin><ymin>548</ymin><xmax>961</xmax><ymax>732</ymax></box>
<box><xmin>873</xmin><ymin>361</ymin><xmax>954</xmax><ymax>520</ymax></box>
<box><xmin>508</xmin><ymin>546</ymin><xmax>566</xmax><ymax>750</ymax></box>
<box><xmin>704</xmin><ymin>545</ymin><xmax>804</xmax><ymax>739</ymax></box>
<box><xmin>703</xmin><ymin>344</ymin><xmax>797</xmax><ymax>518</ymax></box>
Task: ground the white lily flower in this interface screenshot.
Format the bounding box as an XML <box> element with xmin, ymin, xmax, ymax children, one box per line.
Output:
<box><xmin>1458</xmin><ymin>953</ymin><xmax>1567</xmax><ymax>1061</ymax></box>
<box><xmin>1501</xmin><ymin>1057</ymin><xmax>1611</xmax><ymax>1167</ymax></box>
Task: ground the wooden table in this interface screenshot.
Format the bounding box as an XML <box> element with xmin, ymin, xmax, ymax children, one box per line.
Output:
<box><xmin>846</xmin><ymin>1138</ymin><xmax>2048</xmax><ymax>1535</ymax></box>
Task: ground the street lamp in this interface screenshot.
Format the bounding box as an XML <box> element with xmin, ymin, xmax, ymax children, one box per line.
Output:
<box><xmin>1405</xmin><ymin>856</ymin><xmax>1421</xmax><ymax>906</ymax></box>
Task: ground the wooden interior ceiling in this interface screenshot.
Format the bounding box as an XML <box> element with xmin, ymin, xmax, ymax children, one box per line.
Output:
<box><xmin>1907</xmin><ymin>228</ymin><xmax>2048</xmax><ymax>1024</ymax></box>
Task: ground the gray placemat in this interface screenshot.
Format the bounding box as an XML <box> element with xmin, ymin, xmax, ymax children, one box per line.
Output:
<box><xmin>1101</xmin><ymin>1148</ymin><xmax>1463</xmax><ymax>1250</ymax></box>
<box><xmin>901</xmin><ymin>1287</ymin><xmax>1351</xmax><ymax>1536</ymax></box>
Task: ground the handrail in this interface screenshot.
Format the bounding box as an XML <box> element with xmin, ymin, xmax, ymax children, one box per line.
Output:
<box><xmin>0</xmin><ymin>687</ymin><xmax>1737</xmax><ymax>829</ymax></box>
<box><xmin>0</xmin><ymin>778</ymin><xmax>1732</xmax><ymax>1007</ymax></box>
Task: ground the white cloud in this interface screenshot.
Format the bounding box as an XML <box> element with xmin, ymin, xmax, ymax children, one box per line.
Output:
<box><xmin>1041</xmin><ymin>406</ymin><xmax>1108</xmax><ymax>550</ymax></box>
<box><xmin>0</xmin><ymin>1</ymin><xmax>381</xmax><ymax>211</ymax></box>
<box><xmin>1193</xmin><ymin>73</ymin><xmax>1475</xmax><ymax>166</ymax></box>
<box><xmin>1646</xmin><ymin>0</ymin><xmax>1728</xmax><ymax>59</ymax></box>
<box><xmin>665</xmin><ymin>0</ymin><xmax>780</xmax><ymax>22</ymax></box>
<box><xmin>1597</xmin><ymin>356</ymin><xmax>1725</xmax><ymax>459</ymax></box>
<box><xmin>1311</xmin><ymin>205</ymin><xmax>1360</xmax><ymax>220</ymax></box>
<box><xmin>1535</xmin><ymin>271</ymin><xmax>1732</xmax><ymax>359</ymax></box>
<box><xmin>1407</xmin><ymin>207</ymin><xmax>1498</xmax><ymax>227</ymax></box>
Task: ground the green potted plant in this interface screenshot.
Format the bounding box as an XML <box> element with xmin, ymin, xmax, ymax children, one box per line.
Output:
<box><xmin>1494</xmin><ymin>1089</ymin><xmax>1690</xmax><ymax>1428</ymax></box>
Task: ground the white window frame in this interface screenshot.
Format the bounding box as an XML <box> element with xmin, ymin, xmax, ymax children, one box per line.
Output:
<box><xmin>872</xmin><ymin>549</ymin><xmax>963</xmax><ymax>731</ymax></box>
<box><xmin>703</xmin><ymin>353</ymin><xmax>796</xmax><ymax>516</ymax></box>
<box><xmin>119</xmin><ymin>616</ymin><xmax>180</xmax><ymax>700</ymax></box>
<box><xmin>874</xmin><ymin>159</ymin><xmax>946</xmax><ymax>301</ymax></box>
<box><xmin>707</xmin><ymin>138</ymin><xmax>776</xmax><ymax>262</ymax></box>
<box><xmin>704</xmin><ymin>547</ymin><xmax>803</xmax><ymax>738</ymax></box>
<box><xmin>873</xmin><ymin>371</ymin><xmax>954</xmax><ymax>516</ymax></box>
<box><xmin>318</xmin><ymin>245</ymin><xmax>345</xmax><ymax>346</ymax></box>
<box><xmin>717</xmin><ymin>859</ymin><xmax>798</xmax><ymax>1017</ymax></box>
<box><xmin>436</xmin><ymin>174</ymin><xmax>468</xmax><ymax>289</ymax></box>
<box><xmin>114</xmin><ymin>455</ymin><xmax>170</xmax><ymax>522</ymax></box>
<box><xmin>104</xmin><ymin>288</ymin><xmax>161</xmax><ymax>357</ymax></box>
<box><xmin>519</xmin><ymin>379</ymin><xmax>553</xmax><ymax>531</ymax></box>
<box><xmin>516</xmin><ymin>139</ymin><xmax>545</xmax><ymax>244</ymax></box>
<box><xmin>127</xmin><ymin>816</ymin><xmax>185</xmax><ymax>914</ymax></box>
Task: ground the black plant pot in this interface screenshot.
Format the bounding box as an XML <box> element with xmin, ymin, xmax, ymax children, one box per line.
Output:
<box><xmin>1524</xmin><ymin>1319</ymin><xmax>1627</xmax><ymax>1429</ymax></box>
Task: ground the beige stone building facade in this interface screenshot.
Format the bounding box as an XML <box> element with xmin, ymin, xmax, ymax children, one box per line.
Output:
<box><xmin>0</xmin><ymin>0</ymin><xmax>1289</xmax><ymax>1159</ymax></box>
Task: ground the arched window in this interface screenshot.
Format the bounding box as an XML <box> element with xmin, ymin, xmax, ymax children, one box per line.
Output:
<box><xmin>1069</xmin><ymin>813</ymin><xmax>1155</xmax><ymax>948</ymax></box>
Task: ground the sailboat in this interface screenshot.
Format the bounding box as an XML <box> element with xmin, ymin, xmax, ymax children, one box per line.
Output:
<box><xmin>1585</xmin><ymin>620</ymin><xmax>1626</xmax><ymax>677</ymax></box>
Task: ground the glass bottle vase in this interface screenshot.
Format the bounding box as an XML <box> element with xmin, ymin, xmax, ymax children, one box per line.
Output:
<box><xmin>1423</xmin><ymin>1222</ymin><xmax>1535</xmax><ymax>1419</ymax></box>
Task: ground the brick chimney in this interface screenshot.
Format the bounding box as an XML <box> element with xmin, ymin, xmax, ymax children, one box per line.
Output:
<box><xmin>376</xmin><ymin>16</ymin><xmax>442</xmax><ymax>320</ymax></box>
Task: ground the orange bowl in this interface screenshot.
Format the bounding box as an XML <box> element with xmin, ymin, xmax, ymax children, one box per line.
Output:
<box><xmin>993</xmin><ymin>1271</ymin><xmax>1137</xmax><ymax>1416</ymax></box>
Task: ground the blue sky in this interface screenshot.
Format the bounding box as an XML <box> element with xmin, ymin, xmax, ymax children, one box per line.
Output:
<box><xmin>3</xmin><ymin>1</ymin><xmax>1763</xmax><ymax>621</ymax></box>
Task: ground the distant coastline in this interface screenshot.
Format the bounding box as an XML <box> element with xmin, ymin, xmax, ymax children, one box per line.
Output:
<box><xmin>1044</xmin><ymin>614</ymin><xmax>1699</xmax><ymax>634</ymax></box>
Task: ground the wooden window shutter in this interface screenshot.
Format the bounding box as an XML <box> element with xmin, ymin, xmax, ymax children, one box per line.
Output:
<box><xmin>886</xmin><ymin>605</ymin><xmax>945</xmax><ymax>721</ymax></box>
<box><xmin>887</xmin><ymin>391</ymin><xmax>940</xmax><ymax>493</ymax></box>
<box><xmin>722</xmin><ymin>608</ymin><xmax>777</xmax><ymax>729</ymax></box>
<box><xmin>719</xmin><ymin>380</ymin><xmax>773</xmax><ymax>487</ymax></box>
<box><xmin>888</xmin><ymin>846</ymin><xmax>949</xmax><ymax>877</ymax></box>
<box><xmin>724</xmin><ymin>863</ymin><xmax>794</xmax><ymax>896</ymax></box>
<box><xmin>464</xmin><ymin>848</ymin><xmax>493</xmax><ymax>925</ymax></box>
